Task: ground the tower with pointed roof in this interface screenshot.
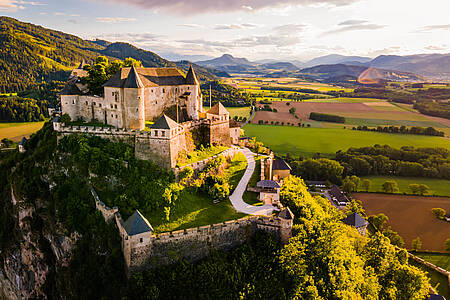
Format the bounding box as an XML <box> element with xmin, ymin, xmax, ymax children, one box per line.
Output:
<box><xmin>123</xmin><ymin>65</ymin><xmax>145</xmax><ymax>130</ymax></box>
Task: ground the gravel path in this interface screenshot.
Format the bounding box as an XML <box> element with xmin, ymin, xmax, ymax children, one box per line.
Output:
<box><xmin>229</xmin><ymin>148</ymin><xmax>279</xmax><ymax>216</ymax></box>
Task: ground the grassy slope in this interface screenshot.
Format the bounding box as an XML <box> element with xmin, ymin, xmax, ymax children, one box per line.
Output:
<box><xmin>149</xmin><ymin>153</ymin><xmax>248</xmax><ymax>233</ymax></box>
<box><xmin>358</xmin><ymin>176</ymin><xmax>450</xmax><ymax>197</ymax></box>
<box><xmin>0</xmin><ymin>121</ymin><xmax>45</xmax><ymax>141</ymax></box>
<box><xmin>414</xmin><ymin>252</ymin><xmax>450</xmax><ymax>271</ymax></box>
<box><xmin>243</xmin><ymin>124</ymin><xmax>450</xmax><ymax>157</ymax></box>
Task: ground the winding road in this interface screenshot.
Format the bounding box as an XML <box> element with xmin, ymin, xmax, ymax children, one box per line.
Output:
<box><xmin>229</xmin><ymin>148</ymin><xmax>279</xmax><ymax>216</ymax></box>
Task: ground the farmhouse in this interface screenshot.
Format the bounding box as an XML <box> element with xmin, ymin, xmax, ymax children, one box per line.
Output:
<box><xmin>58</xmin><ymin>64</ymin><xmax>239</xmax><ymax>169</ymax></box>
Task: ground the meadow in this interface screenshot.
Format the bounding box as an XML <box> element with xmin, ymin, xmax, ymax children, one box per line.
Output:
<box><xmin>226</xmin><ymin>106</ymin><xmax>252</xmax><ymax>119</ymax></box>
<box><xmin>149</xmin><ymin>153</ymin><xmax>248</xmax><ymax>233</ymax></box>
<box><xmin>0</xmin><ymin>121</ymin><xmax>45</xmax><ymax>142</ymax></box>
<box><xmin>243</xmin><ymin>124</ymin><xmax>450</xmax><ymax>157</ymax></box>
<box><xmin>358</xmin><ymin>176</ymin><xmax>450</xmax><ymax>197</ymax></box>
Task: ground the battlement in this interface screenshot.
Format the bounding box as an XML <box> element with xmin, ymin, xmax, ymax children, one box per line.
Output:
<box><xmin>90</xmin><ymin>188</ymin><xmax>293</xmax><ymax>273</ymax></box>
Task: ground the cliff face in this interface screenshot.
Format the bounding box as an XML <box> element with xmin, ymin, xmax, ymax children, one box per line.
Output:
<box><xmin>0</xmin><ymin>184</ymin><xmax>78</xmax><ymax>299</ymax></box>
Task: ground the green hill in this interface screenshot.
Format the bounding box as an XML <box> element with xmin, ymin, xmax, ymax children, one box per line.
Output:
<box><xmin>0</xmin><ymin>17</ymin><xmax>219</xmax><ymax>93</ymax></box>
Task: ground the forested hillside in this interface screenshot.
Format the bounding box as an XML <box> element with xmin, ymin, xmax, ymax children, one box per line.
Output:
<box><xmin>0</xmin><ymin>17</ymin><xmax>219</xmax><ymax>94</ymax></box>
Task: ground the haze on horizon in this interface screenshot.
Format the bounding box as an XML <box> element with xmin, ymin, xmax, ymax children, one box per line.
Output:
<box><xmin>0</xmin><ymin>0</ymin><xmax>449</xmax><ymax>62</ymax></box>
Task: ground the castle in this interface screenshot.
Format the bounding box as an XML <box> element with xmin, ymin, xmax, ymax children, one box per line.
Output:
<box><xmin>60</xmin><ymin>64</ymin><xmax>240</xmax><ymax>169</ymax></box>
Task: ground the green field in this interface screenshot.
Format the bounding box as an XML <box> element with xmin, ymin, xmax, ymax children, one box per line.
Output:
<box><xmin>415</xmin><ymin>252</ymin><xmax>450</xmax><ymax>271</ymax></box>
<box><xmin>344</xmin><ymin>117</ymin><xmax>447</xmax><ymax>128</ymax></box>
<box><xmin>227</xmin><ymin>107</ymin><xmax>252</xmax><ymax>119</ymax></box>
<box><xmin>243</xmin><ymin>124</ymin><xmax>450</xmax><ymax>157</ymax></box>
<box><xmin>358</xmin><ymin>176</ymin><xmax>450</xmax><ymax>196</ymax></box>
<box><xmin>149</xmin><ymin>153</ymin><xmax>248</xmax><ymax>233</ymax></box>
<box><xmin>0</xmin><ymin>121</ymin><xmax>45</xmax><ymax>142</ymax></box>
<box><xmin>304</xmin><ymin>97</ymin><xmax>385</xmax><ymax>103</ymax></box>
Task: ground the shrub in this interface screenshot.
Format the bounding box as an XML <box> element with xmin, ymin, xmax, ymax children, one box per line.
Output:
<box><xmin>446</xmin><ymin>239</ymin><xmax>450</xmax><ymax>252</ymax></box>
<box><xmin>61</xmin><ymin>113</ymin><xmax>71</xmax><ymax>124</ymax></box>
<box><xmin>411</xmin><ymin>237</ymin><xmax>422</xmax><ymax>251</ymax></box>
<box><xmin>381</xmin><ymin>181</ymin><xmax>399</xmax><ymax>193</ymax></box>
<box><xmin>431</xmin><ymin>208</ymin><xmax>446</xmax><ymax>220</ymax></box>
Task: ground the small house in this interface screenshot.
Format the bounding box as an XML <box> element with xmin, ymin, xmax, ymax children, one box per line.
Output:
<box><xmin>272</xmin><ymin>159</ymin><xmax>291</xmax><ymax>181</ymax></box>
<box><xmin>445</xmin><ymin>213</ymin><xmax>450</xmax><ymax>222</ymax></box>
<box><xmin>342</xmin><ymin>212</ymin><xmax>368</xmax><ymax>236</ymax></box>
<box><xmin>229</xmin><ymin>119</ymin><xmax>240</xmax><ymax>145</ymax></box>
<box><xmin>18</xmin><ymin>137</ymin><xmax>27</xmax><ymax>153</ymax></box>
<box><xmin>330</xmin><ymin>185</ymin><xmax>349</xmax><ymax>206</ymax></box>
<box><xmin>257</xmin><ymin>180</ymin><xmax>281</xmax><ymax>206</ymax></box>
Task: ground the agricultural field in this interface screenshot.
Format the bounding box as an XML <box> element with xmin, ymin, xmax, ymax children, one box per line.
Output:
<box><xmin>252</xmin><ymin>100</ymin><xmax>450</xmax><ymax>130</ymax></box>
<box><xmin>243</xmin><ymin>124</ymin><xmax>450</xmax><ymax>157</ymax></box>
<box><xmin>354</xmin><ymin>193</ymin><xmax>450</xmax><ymax>252</ymax></box>
<box><xmin>226</xmin><ymin>106</ymin><xmax>252</xmax><ymax>119</ymax></box>
<box><xmin>149</xmin><ymin>153</ymin><xmax>248</xmax><ymax>233</ymax></box>
<box><xmin>0</xmin><ymin>121</ymin><xmax>45</xmax><ymax>142</ymax></box>
<box><xmin>358</xmin><ymin>176</ymin><xmax>450</xmax><ymax>197</ymax></box>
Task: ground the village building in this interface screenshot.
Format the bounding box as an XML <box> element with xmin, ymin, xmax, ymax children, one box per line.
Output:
<box><xmin>330</xmin><ymin>184</ymin><xmax>350</xmax><ymax>206</ymax></box>
<box><xmin>256</xmin><ymin>180</ymin><xmax>281</xmax><ymax>206</ymax></box>
<box><xmin>18</xmin><ymin>137</ymin><xmax>27</xmax><ymax>153</ymax></box>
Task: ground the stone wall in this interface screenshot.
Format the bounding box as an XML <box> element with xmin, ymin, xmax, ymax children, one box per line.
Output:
<box><xmin>90</xmin><ymin>187</ymin><xmax>293</xmax><ymax>273</ymax></box>
<box><xmin>174</xmin><ymin>147</ymin><xmax>240</xmax><ymax>175</ymax></box>
<box><xmin>209</xmin><ymin>119</ymin><xmax>231</xmax><ymax>146</ymax></box>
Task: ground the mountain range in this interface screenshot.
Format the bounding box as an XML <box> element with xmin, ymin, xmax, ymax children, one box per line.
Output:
<box><xmin>0</xmin><ymin>16</ymin><xmax>448</xmax><ymax>94</ymax></box>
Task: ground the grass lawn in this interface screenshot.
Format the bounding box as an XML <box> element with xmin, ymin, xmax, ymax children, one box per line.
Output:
<box><xmin>414</xmin><ymin>252</ymin><xmax>450</xmax><ymax>271</ymax></box>
<box><xmin>0</xmin><ymin>121</ymin><xmax>45</xmax><ymax>142</ymax></box>
<box><xmin>149</xmin><ymin>153</ymin><xmax>248</xmax><ymax>233</ymax></box>
<box><xmin>243</xmin><ymin>124</ymin><xmax>450</xmax><ymax>157</ymax></box>
<box><xmin>179</xmin><ymin>145</ymin><xmax>229</xmax><ymax>167</ymax></box>
<box><xmin>243</xmin><ymin>158</ymin><xmax>262</xmax><ymax>205</ymax></box>
<box><xmin>358</xmin><ymin>176</ymin><xmax>450</xmax><ymax>197</ymax></box>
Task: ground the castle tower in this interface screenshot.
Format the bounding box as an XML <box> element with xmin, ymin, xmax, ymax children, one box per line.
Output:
<box><xmin>123</xmin><ymin>65</ymin><xmax>145</xmax><ymax>130</ymax></box>
<box><xmin>278</xmin><ymin>207</ymin><xmax>294</xmax><ymax>244</ymax></box>
<box><xmin>185</xmin><ymin>65</ymin><xmax>202</xmax><ymax>120</ymax></box>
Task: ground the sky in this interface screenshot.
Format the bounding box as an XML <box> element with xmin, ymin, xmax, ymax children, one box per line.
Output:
<box><xmin>1</xmin><ymin>0</ymin><xmax>449</xmax><ymax>62</ymax></box>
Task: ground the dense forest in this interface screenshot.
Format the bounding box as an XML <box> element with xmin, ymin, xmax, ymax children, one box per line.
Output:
<box><xmin>0</xmin><ymin>124</ymin><xmax>429</xmax><ymax>298</ymax></box>
<box><xmin>0</xmin><ymin>96</ymin><xmax>47</xmax><ymax>122</ymax></box>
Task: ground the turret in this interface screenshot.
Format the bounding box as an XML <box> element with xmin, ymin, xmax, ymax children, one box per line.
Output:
<box><xmin>185</xmin><ymin>65</ymin><xmax>202</xmax><ymax>120</ymax></box>
<box><xmin>123</xmin><ymin>65</ymin><xmax>145</xmax><ymax>130</ymax></box>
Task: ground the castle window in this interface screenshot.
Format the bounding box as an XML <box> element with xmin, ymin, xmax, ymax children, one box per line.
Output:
<box><xmin>140</xmin><ymin>238</ymin><xmax>143</xmax><ymax>243</ymax></box>
<box><xmin>85</xmin><ymin>101</ymin><xmax>88</xmax><ymax>105</ymax></box>
<box><xmin>188</xmin><ymin>87</ymin><xmax>190</xmax><ymax>90</ymax></box>
<box><xmin>99</xmin><ymin>103</ymin><xmax>102</xmax><ymax>107</ymax></box>
<box><xmin>154</xmin><ymin>131</ymin><xmax>158</xmax><ymax>137</ymax></box>
<box><xmin>161</xmin><ymin>131</ymin><xmax>165</xmax><ymax>137</ymax></box>
<box><xmin>163</xmin><ymin>89</ymin><xmax>165</xmax><ymax>93</ymax></box>
<box><xmin>115</xmin><ymin>104</ymin><xmax>117</xmax><ymax>109</ymax></box>
<box><xmin>176</xmin><ymin>88</ymin><xmax>178</xmax><ymax>92</ymax></box>
<box><xmin>111</xmin><ymin>104</ymin><xmax>113</xmax><ymax>109</ymax></box>
<box><xmin>111</xmin><ymin>114</ymin><xmax>113</xmax><ymax>118</ymax></box>
<box><xmin>115</xmin><ymin>115</ymin><xmax>118</xmax><ymax>119</ymax></box>
<box><xmin>136</xmin><ymin>108</ymin><xmax>138</xmax><ymax>112</ymax></box>
<box><xmin>72</xmin><ymin>99</ymin><xmax>75</xmax><ymax>104</ymax></box>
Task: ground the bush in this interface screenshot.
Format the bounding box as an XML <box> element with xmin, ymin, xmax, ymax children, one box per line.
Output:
<box><xmin>431</xmin><ymin>208</ymin><xmax>446</xmax><ymax>220</ymax></box>
<box><xmin>411</xmin><ymin>237</ymin><xmax>422</xmax><ymax>251</ymax></box>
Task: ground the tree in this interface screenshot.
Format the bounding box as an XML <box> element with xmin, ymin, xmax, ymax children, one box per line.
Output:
<box><xmin>417</xmin><ymin>184</ymin><xmax>429</xmax><ymax>196</ymax></box>
<box><xmin>446</xmin><ymin>239</ymin><xmax>450</xmax><ymax>252</ymax></box>
<box><xmin>383</xmin><ymin>227</ymin><xmax>405</xmax><ymax>247</ymax></box>
<box><xmin>381</xmin><ymin>181</ymin><xmax>399</xmax><ymax>193</ymax></box>
<box><xmin>342</xmin><ymin>177</ymin><xmax>356</xmax><ymax>193</ymax></box>
<box><xmin>369</xmin><ymin>213</ymin><xmax>388</xmax><ymax>231</ymax></box>
<box><xmin>431</xmin><ymin>208</ymin><xmax>446</xmax><ymax>220</ymax></box>
<box><xmin>411</xmin><ymin>237</ymin><xmax>422</xmax><ymax>251</ymax></box>
<box><xmin>408</xmin><ymin>184</ymin><xmax>420</xmax><ymax>195</ymax></box>
<box><xmin>60</xmin><ymin>113</ymin><xmax>71</xmax><ymax>124</ymax></box>
<box><xmin>361</xmin><ymin>179</ymin><xmax>371</xmax><ymax>192</ymax></box>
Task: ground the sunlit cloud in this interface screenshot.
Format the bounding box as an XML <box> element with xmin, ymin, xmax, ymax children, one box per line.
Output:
<box><xmin>96</xmin><ymin>17</ymin><xmax>137</xmax><ymax>23</ymax></box>
<box><xmin>322</xmin><ymin>20</ymin><xmax>385</xmax><ymax>36</ymax></box>
<box><xmin>0</xmin><ymin>0</ymin><xmax>45</xmax><ymax>11</ymax></box>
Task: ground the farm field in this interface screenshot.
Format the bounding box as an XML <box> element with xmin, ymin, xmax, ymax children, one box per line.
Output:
<box><xmin>0</xmin><ymin>121</ymin><xmax>45</xmax><ymax>142</ymax></box>
<box><xmin>243</xmin><ymin>124</ymin><xmax>450</xmax><ymax>157</ymax></box>
<box><xmin>226</xmin><ymin>106</ymin><xmax>252</xmax><ymax>119</ymax></box>
<box><xmin>252</xmin><ymin>101</ymin><xmax>450</xmax><ymax>129</ymax></box>
<box><xmin>149</xmin><ymin>153</ymin><xmax>248</xmax><ymax>233</ymax></box>
<box><xmin>358</xmin><ymin>176</ymin><xmax>450</xmax><ymax>197</ymax></box>
<box><xmin>354</xmin><ymin>193</ymin><xmax>450</xmax><ymax>252</ymax></box>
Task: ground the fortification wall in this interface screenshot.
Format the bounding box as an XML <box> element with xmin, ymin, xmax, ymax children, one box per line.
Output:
<box><xmin>209</xmin><ymin>119</ymin><xmax>231</xmax><ymax>146</ymax></box>
<box><xmin>61</xmin><ymin>95</ymin><xmax>105</xmax><ymax>123</ymax></box>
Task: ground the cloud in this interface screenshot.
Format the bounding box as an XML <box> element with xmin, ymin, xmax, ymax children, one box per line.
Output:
<box><xmin>323</xmin><ymin>21</ymin><xmax>385</xmax><ymax>36</ymax></box>
<box><xmin>416</xmin><ymin>24</ymin><xmax>450</xmax><ymax>32</ymax></box>
<box><xmin>93</xmin><ymin>0</ymin><xmax>358</xmax><ymax>14</ymax></box>
<box><xmin>213</xmin><ymin>24</ymin><xmax>243</xmax><ymax>30</ymax></box>
<box><xmin>177</xmin><ymin>24</ymin><xmax>204</xmax><ymax>28</ymax></box>
<box><xmin>338</xmin><ymin>19</ymin><xmax>367</xmax><ymax>26</ymax></box>
<box><xmin>68</xmin><ymin>19</ymin><xmax>78</xmax><ymax>24</ymax></box>
<box><xmin>96</xmin><ymin>17</ymin><xmax>137</xmax><ymax>23</ymax></box>
<box><xmin>273</xmin><ymin>24</ymin><xmax>307</xmax><ymax>35</ymax></box>
<box><xmin>424</xmin><ymin>45</ymin><xmax>447</xmax><ymax>51</ymax></box>
<box><xmin>0</xmin><ymin>0</ymin><xmax>44</xmax><ymax>11</ymax></box>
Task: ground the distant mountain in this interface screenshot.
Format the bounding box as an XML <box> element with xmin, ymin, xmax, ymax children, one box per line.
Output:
<box><xmin>303</xmin><ymin>54</ymin><xmax>372</xmax><ymax>68</ymax></box>
<box><xmin>261</xmin><ymin>62</ymin><xmax>299</xmax><ymax>71</ymax></box>
<box><xmin>161</xmin><ymin>52</ymin><xmax>213</xmax><ymax>62</ymax></box>
<box><xmin>196</xmin><ymin>54</ymin><xmax>256</xmax><ymax>68</ymax></box>
<box><xmin>299</xmin><ymin>64</ymin><xmax>424</xmax><ymax>82</ymax></box>
<box><xmin>175</xmin><ymin>60</ymin><xmax>231</xmax><ymax>80</ymax></box>
<box><xmin>369</xmin><ymin>54</ymin><xmax>450</xmax><ymax>78</ymax></box>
